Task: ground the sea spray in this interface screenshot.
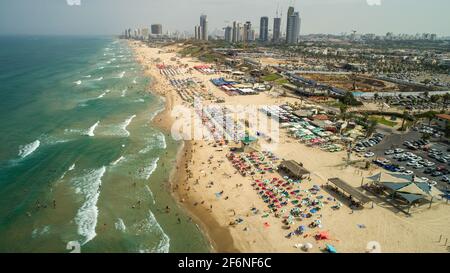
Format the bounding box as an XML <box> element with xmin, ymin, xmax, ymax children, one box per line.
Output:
<box><xmin>73</xmin><ymin>166</ymin><xmax>106</xmax><ymax>245</ymax></box>
<box><xmin>18</xmin><ymin>140</ymin><xmax>40</xmax><ymax>158</ymax></box>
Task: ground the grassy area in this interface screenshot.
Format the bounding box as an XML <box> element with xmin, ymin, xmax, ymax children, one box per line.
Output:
<box><xmin>179</xmin><ymin>46</ymin><xmax>202</xmax><ymax>57</ymax></box>
<box><xmin>261</xmin><ymin>73</ymin><xmax>282</xmax><ymax>82</ymax></box>
<box><xmin>370</xmin><ymin>116</ymin><xmax>397</xmax><ymax>127</ymax></box>
<box><xmin>275</xmin><ymin>78</ymin><xmax>289</xmax><ymax>85</ymax></box>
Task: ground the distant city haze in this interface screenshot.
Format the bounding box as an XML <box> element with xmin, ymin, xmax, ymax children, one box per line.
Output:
<box><xmin>0</xmin><ymin>0</ymin><xmax>449</xmax><ymax>36</ymax></box>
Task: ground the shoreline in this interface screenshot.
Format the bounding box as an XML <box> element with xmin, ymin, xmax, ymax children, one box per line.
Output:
<box><xmin>128</xmin><ymin>39</ymin><xmax>450</xmax><ymax>253</ymax></box>
<box><xmin>134</xmin><ymin>43</ymin><xmax>238</xmax><ymax>252</ymax></box>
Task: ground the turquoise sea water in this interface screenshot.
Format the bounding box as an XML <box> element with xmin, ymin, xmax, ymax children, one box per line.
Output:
<box><xmin>0</xmin><ymin>36</ymin><xmax>209</xmax><ymax>252</ymax></box>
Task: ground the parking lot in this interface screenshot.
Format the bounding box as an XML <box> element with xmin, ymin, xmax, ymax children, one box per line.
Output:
<box><xmin>354</xmin><ymin>129</ymin><xmax>450</xmax><ymax>191</ymax></box>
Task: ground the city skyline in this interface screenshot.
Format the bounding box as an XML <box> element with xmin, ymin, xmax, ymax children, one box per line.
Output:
<box><xmin>0</xmin><ymin>0</ymin><xmax>449</xmax><ymax>36</ymax></box>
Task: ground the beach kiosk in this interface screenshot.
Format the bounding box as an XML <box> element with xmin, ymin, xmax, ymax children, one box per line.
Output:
<box><xmin>240</xmin><ymin>135</ymin><xmax>260</xmax><ymax>153</ymax></box>
<box><xmin>279</xmin><ymin>160</ymin><xmax>310</xmax><ymax>179</ymax></box>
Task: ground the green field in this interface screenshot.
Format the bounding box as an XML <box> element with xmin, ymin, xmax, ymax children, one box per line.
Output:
<box><xmin>262</xmin><ymin>73</ymin><xmax>282</xmax><ymax>82</ymax></box>
<box><xmin>370</xmin><ymin>116</ymin><xmax>397</xmax><ymax>127</ymax></box>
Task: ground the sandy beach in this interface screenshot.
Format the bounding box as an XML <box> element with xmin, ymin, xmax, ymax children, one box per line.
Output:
<box><xmin>130</xmin><ymin>40</ymin><xmax>450</xmax><ymax>253</ymax></box>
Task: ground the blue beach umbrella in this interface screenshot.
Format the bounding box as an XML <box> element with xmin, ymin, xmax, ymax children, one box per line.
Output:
<box><xmin>325</xmin><ymin>244</ymin><xmax>337</xmax><ymax>253</ymax></box>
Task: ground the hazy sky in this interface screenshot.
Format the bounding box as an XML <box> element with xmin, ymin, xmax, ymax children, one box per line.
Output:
<box><xmin>0</xmin><ymin>0</ymin><xmax>449</xmax><ymax>36</ymax></box>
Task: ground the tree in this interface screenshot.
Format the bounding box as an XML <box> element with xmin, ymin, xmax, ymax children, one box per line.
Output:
<box><xmin>442</xmin><ymin>93</ymin><xmax>450</xmax><ymax>112</ymax></box>
<box><xmin>400</xmin><ymin>110</ymin><xmax>409</xmax><ymax>131</ymax></box>
<box><xmin>366</xmin><ymin>120</ymin><xmax>378</xmax><ymax>138</ymax></box>
<box><xmin>339</xmin><ymin>104</ymin><xmax>349</xmax><ymax>120</ymax></box>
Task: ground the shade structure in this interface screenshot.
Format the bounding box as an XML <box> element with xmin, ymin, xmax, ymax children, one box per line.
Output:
<box><xmin>387</xmin><ymin>172</ymin><xmax>414</xmax><ymax>181</ymax></box>
<box><xmin>397</xmin><ymin>183</ymin><xmax>428</xmax><ymax>196</ymax></box>
<box><xmin>366</xmin><ymin>172</ymin><xmax>382</xmax><ymax>181</ymax></box>
<box><xmin>396</xmin><ymin>192</ymin><xmax>424</xmax><ymax>204</ymax></box>
<box><xmin>381</xmin><ymin>182</ymin><xmax>411</xmax><ymax>192</ymax></box>
<box><xmin>241</xmin><ymin>135</ymin><xmax>257</xmax><ymax>145</ymax></box>
<box><xmin>415</xmin><ymin>182</ymin><xmax>444</xmax><ymax>198</ymax></box>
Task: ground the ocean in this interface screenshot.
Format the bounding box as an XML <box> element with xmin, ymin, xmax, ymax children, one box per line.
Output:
<box><xmin>0</xmin><ymin>36</ymin><xmax>209</xmax><ymax>253</ymax></box>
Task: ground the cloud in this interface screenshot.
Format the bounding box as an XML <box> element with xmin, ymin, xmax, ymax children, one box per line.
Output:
<box><xmin>66</xmin><ymin>0</ymin><xmax>81</xmax><ymax>6</ymax></box>
<box><xmin>366</xmin><ymin>0</ymin><xmax>382</xmax><ymax>6</ymax></box>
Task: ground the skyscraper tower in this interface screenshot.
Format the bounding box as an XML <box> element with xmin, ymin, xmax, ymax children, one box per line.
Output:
<box><xmin>200</xmin><ymin>14</ymin><xmax>208</xmax><ymax>41</ymax></box>
<box><xmin>243</xmin><ymin>21</ymin><xmax>254</xmax><ymax>42</ymax></box>
<box><xmin>259</xmin><ymin>17</ymin><xmax>269</xmax><ymax>42</ymax></box>
<box><xmin>232</xmin><ymin>21</ymin><xmax>241</xmax><ymax>43</ymax></box>
<box><xmin>286</xmin><ymin>7</ymin><xmax>301</xmax><ymax>44</ymax></box>
<box><xmin>273</xmin><ymin>17</ymin><xmax>281</xmax><ymax>42</ymax></box>
<box><xmin>224</xmin><ymin>26</ymin><xmax>232</xmax><ymax>43</ymax></box>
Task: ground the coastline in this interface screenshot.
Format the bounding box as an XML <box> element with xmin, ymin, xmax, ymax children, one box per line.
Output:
<box><xmin>128</xmin><ymin>39</ymin><xmax>450</xmax><ymax>253</ymax></box>
<box><xmin>133</xmin><ymin>43</ymin><xmax>238</xmax><ymax>252</ymax></box>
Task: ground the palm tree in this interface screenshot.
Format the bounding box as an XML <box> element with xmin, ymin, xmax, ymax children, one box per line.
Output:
<box><xmin>400</xmin><ymin>110</ymin><xmax>409</xmax><ymax>131</ymax></box>
<box><xmin>339</xmin><ymin>104</ymin><xmax>349</xmax><ymax>120</ymax></box>
<box><xmin>366</xmin><ymin>120</ymin><xmax>378</xmax><ymax>138</ymax></box>
<box><xmin>442</xmin><ymin>93</ymin><xmax>450</xmax><ymax>112</ymax></box>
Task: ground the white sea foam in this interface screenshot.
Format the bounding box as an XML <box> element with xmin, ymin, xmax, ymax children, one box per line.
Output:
<box><xmin>97</xmin><ymin>89</ymin><xmax>109</xmax><ymax>99</ymax></box>
<box><xmin>157</xmin><ymin>133</ymin><xmax>167</xmax><ymax>149</ymax></box>
<box><xmin>18</xmin><ymin>140</ymin><xmax>40</xmax><ymax>158</ymax></box>
<box><xmin>115</xmin><ymin>218</ymin><xmax>126</xmax><ymax>232</ymax></box>
<box><xmin>111</xmin><ymin>156</ymin><xmax>125</xmax><ymax>166</ymax></box>
<box><xmin>31</xmin><ymin>225</ymin><xmax>51</xmax><ymax>239</ymax></box>
<box><xmin>145</xmin><ymin>185</ymin><xmax>156</xmax><ymax>205</ymax></box>
<box><xmin>73</xmin><ymin>166</ymin><xmax>106</xmax><ymax>245</ymax></box>
<box><xmin>121</xmin><ymin>115</ymin><xmax>136</xmax><ymax>137</ymax></box>
<box><xmin>140</xmin><ymin>158</ymin><xmax>159</xmax><ymax>180</ymax></box>
<box><xmin>98</xmin><ymin>66</ymin><xmax>104</xmax><ymax>70</ymax></box>
<box><xmin>149</xmin><ymin>106</ymin><xmax>165</xmax><ymax>121</ymax></box>
<box><xmin>139</xmin><ymin>133</ymin><xmax>166</xmax><ymax>154</ymax></box>
<box><xmin>60</xmin><ymin>163</ymin><xmax>76</xmax><ymax>180</ymax></box>
<box><xmin>146</xmin><ymin>210</ymin><xmax>170</xmax><ymax>253</ymax></box>
<box><xmin>85</xmin><ymin>121</ymin><xmax>100</xmax><ymax>137</ymax></box>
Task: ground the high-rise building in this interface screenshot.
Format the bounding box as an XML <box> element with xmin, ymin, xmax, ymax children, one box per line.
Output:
<box><xmin>243</xmin><ymin>21</ymin><xmax>254</xmax><ymax>42</ymax></box>
<box><xmin>232</xmin><ymin>21</ymin><xmax>241</xmax><ymax>43</ymax></box>
<box><xmin>141</xmin><ymin>28</ymin><xmax>149</xmax><ymax>40</ymax></box>
<box><xmin>259</xmin><ymin>17</ymin><xmax>269</xmax><ymax>42</ymax></box>
<box><xmin>224</xmin><ymin>26</ymin><xmax>232</xmax><ymax>43</ymax></box>
<box><xmin>151</xmin><ymin>24</ymin><xmax>163</xmax><ymax>35</ymax></box>
<box><xmin>286</xmin><ymin>7</ymin><xmax>301</xmax><ymax>44</ymax></box>
<box><xmin>200</xmin><ymin>14</ymin><xmax>208</xmax><ymax>41</ymax></box>
<box><xmin>194</xmin><ymin>25</ymin><xmax>202</xmax><ymax>40</ymax></box>
<box><xmin>273</xmin><ymin>17</ymin><xmax>281</xmax><ymax>42</ymax></box>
